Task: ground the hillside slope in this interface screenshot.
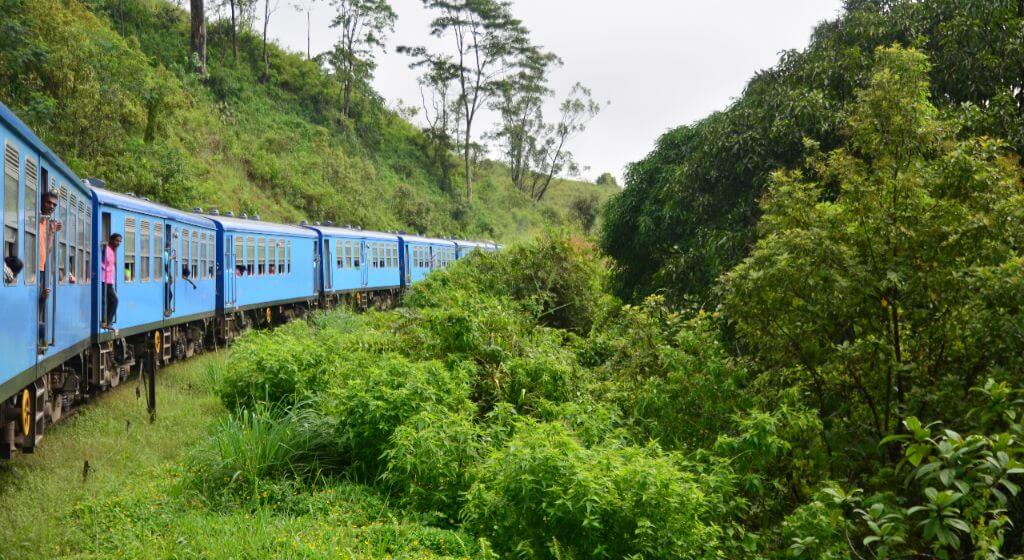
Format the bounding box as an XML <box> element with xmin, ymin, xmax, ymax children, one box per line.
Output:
<box><xmin>0</xmin><ymin>0</ymin><xmax>613</xmax><ymax>240</ymax></box>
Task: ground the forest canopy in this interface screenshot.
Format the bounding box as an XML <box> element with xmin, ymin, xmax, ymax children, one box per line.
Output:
<box><xmin>600</xmin><ymin>0</ymin><xmax>1024</xmax><ymax>306</ymax></box>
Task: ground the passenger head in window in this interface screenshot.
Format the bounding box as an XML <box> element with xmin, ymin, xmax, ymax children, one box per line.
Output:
<box><xmin>4</xmin><ymin>255</ymin><xmax>23</xmax><ymax>284</ymax></box>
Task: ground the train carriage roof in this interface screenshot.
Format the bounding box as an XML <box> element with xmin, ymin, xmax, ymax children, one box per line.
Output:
<box><xmin>398</xmin><ymin>234</ymin><xmax>457</xmax><ymax>247</ymax></box>
<box><xmin>208</xmin><ymin>214</ymin><xmax>317</xmax><ymax>237</ymax></box>
<box><xmin>90</xmin><ymin>187</ymin><xmax>216</xmax><ymax>229</ymax></box>
<box><xmin>1</xmin><ymin>101</ymin><xmax>89</xmax><ymax>196</ymax></box>
<box><xmin>307</xmin><ymin>225</ymin><xmax>399</xmax><ymax>241</ymax></box>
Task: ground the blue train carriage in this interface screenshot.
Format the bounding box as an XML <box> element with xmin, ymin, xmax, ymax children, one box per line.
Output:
<box><xmin>210</xmin><ymin>213</ymin><xmax>317</xmax><ymax>339</ymax></box>
<box><xmin>1</xmin><ymin>103</ymin><xmax>94</xmax><ymax>455</ymax></box>
<box><xmin>90</xmin><ymin>188</ymin><xmax>219</xmax><ymax>384</ymax></box>
<box><xmin>398</xmin><ymin>234</ymin><xmax>458</xmax><ymax>286</ymax></box>
<box><xmin>454</xmin><ymin>239</ymin><xmax>499</xmax><ymax>259</ymax></box>
<box><xmin>305</xmin><ymin>224</ymin><xmax>403</xmax><ymax>309</ymax></box>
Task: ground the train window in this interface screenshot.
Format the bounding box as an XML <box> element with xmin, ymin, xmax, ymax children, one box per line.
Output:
<box><xmin>180</xmin><ymin>228</ymin><xmax>189</xmax><ymax>278</ymax></box>
<box><xmin>140</xmin><ymin>220</ymin><xmax>151</xmax><ymax>281</ymax></box>
<box><xmin>76</xmin><ymin>199</ymin><xmax>85</xmax><ymax>281</ymax></box>
<box><xmin>124</xmin><ymin>217</ymin><xmax>136</xmax><ymax>282</ymax></box>
<box><xmin>67</xmin><ymin>192</ymin><xmax>77</xmax><ymax>284</ymax></box>
<box><xmin>268</xmin><ymin>238</ymin><xmax>277</xmax><ymax>275</ymax></box>
<box><xmin>58</xmin><ymin>185</ymin><xmax>68</xmax><ymax>283</ymax></box>
<box><xmin>208</xmin><ymin>234</ymin><xmax>214</xmax><ymax>278</ymax></box>
<box><xmin>257</xmin><ymin>237</ymin><xmax>265</xmax><ymax>275</ymax></box>
<box><xmin>23</xmin><ymin>157</ymin><xmax>37</xmax><ymax>286</ymax></box>
<box><xmin>199</xmin><ymin>232</ymin><xmax>207</xmax><ymax>279</ymax></box>
<box><xmin>154</xmin><ymin>225</ymin><xmax>163</xmax><ymax>281</ymax></box>
<box><xmin>286</xmin><ymin>239</ymin><xmax>292</xmax><ymax>274</ymax></box>
<box><xmin>247</xmin><ymin>236</ymin><xmax>254</xmax><ymax>275</ymax></box>
<box><xmin>200</xmin><ymin>231</ymin><xmax>208</xmax><ymax>278</ymax></box>
<box><xmin>191</xmin><ymin>230</ymin><xmax>198</xmax><ymax>280</ymax></box>
<box><xmin>84</xmin><ymin>205</ymin><xmax>92</xmax><ymax>284</ymax></box>
<box><xmin>335</xmin><ymin>240</ymin><xmax>342</xmax><ymax>268</ymax></box>
<box><xmin>2</xmin><ymin>143</ymin><xmax>17</xmax><ymax>282</ymax></box>
<box><xmin>234</xmin><ymin>236</ymin><xmax>243</xmax><ymax>275</ymax></box>
<box><xmin>277</xmin><ymin>239</ymin><xmax>284</xmax><ymax>275</ymax></box>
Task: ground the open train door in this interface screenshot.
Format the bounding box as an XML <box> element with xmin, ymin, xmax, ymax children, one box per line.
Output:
<box><xmin>163</xmin><ymin>224</ymin><xmax>177</xmax><ymax>318</ymax></box>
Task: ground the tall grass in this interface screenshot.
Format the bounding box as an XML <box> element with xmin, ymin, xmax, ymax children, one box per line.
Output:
<box><xmin>186</xmin><ymin>404</ymin><xmax>337</xmax><ymax>506</ymax></box>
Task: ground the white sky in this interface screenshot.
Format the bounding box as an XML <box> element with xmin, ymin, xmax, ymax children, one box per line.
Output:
<box><xmin>261</xmin><ymin>0</ymin><xmax>845</xmax><ymax>184</ymax></box>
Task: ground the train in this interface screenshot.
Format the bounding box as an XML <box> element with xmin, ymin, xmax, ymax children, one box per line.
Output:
<box><xmin>0</xmin><ymin>101</ymin><xmax>498</xmax><ymax>458</ymax></box>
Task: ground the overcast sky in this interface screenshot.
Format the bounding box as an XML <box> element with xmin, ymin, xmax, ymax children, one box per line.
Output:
<box><xmin>265</xmin><ymin>0</ymin><xmax>845</xmax><ymax>184</ymax></box>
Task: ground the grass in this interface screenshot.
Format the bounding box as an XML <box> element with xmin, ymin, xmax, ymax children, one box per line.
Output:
<box><xmin>0</xmin><ymin>353</ymin><xmax>225</xmax><ymax>559</ymax></box>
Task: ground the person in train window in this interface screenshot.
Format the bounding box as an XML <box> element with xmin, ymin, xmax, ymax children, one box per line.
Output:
<box><xmin>100</xmin><ymin>233</ymin><xmax>121</xmax><ymax>331</ymax></box>
<box><xmin>38</xmin><ymin>191</ymin><xmax>62</xmax><ymax>302</ymax></box>
<box><xmin>38</xmin><ymin>191</ymin><xmax>62</xmax><ymax>348</ymax></box>
<box><xmin>163</xmin><ymin>241</ymin><xmax>174</xmax><ymax>316</ymax></box>
<box><xmin>4</xmin><ymin>255</ymin><xmax>22</xmax><ymax>284</ymax></box>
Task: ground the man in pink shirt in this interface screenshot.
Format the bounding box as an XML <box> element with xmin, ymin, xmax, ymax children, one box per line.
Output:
<box><xmin>100</xmin><ymin>233</ymin><xmax>122</xmax><ymax>330</ymax></box>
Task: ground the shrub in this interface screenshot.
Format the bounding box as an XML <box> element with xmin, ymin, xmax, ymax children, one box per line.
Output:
<box><xmin>407</xmin><ymin>233</ymin><xmax>606</xmax><ymax>333</ymax></box>
<box><xmin>315</xmin><ymin>353</ymin><xmax>475</xmax><ymax>476</ymax></box>
<box><xmin>216</xmin><ymin>321</ymin><xmax>332</xmax><ymax>411</ymax></box>
<box><xmin>462</xmin><ymin>421</ymin><xmax>717</xmax><ymax>559</ymax></box>
<box><xmin>382</xmin><ymin>409</ymin><xmax>486</xmax><ymax>520</ymax></box>
<box><xmin>591</xmin><ymin>298</ymin><xmax>748</xmax><ymax>449</ymax></box>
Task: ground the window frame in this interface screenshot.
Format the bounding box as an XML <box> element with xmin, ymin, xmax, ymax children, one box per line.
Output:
<box><xmin>124</xmin><ymin>216</ymin><xmax>136</xmax><ymax>283</ymax></box>
<box><xmin>140</xmin><ymin>219</ymin><xmax>151</xmax><ymax>282</ymax></box>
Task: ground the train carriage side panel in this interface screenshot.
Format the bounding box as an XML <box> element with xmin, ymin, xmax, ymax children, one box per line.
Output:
<box><xmin>90</xmin><ymin>189</ymin><xmax>217</xmax><ymax>340</ymax></box>
<box><xmin>0</xmin><ymin>103</ymin><xmax>92</xmax><ymax>406</ymax></box>
<box><xmin>211</xmin><ymin>216</ymin><xmax>318</xmax><ymax>312</ymax></box>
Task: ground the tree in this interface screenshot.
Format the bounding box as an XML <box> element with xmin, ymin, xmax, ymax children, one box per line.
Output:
<box><xmin>721</xmin><ymin>47</ymin><xmax>1024</xmax><ymax>471</ymax></box>
<box><xmin>600</xmin><ymin>0</ymin><xmax>1024</xmax><ymax>308</ymax></box>
<box><xmin>260</xmin><ymin>0</ymin><xmax>277</xmax><ymax>82</ymax></box>
<box><xmin>595</xmin><ymin>172</ymin><xmax>618</xmax><ymax>187</ymax></box>
<box><xmin>415</xmin><ymin>55</ymin><xmax>460</xmax><ymax>192</ymax></box>
<box><xmin>216</xmin><ymin>0</ymin><xmax>257</xmax><ymax>59</ymax></box>
<box><xmin>489</xmin><ymin>47</ymin><xmax>559</xmax><ymax>196</ymax></box>
<box><xmin>326</xmin><ymin>0</ymin><xmax>396</xmax><ymax>118</ymax></box>
<box><xmin>401</xmin><ymin>0</ymin><xmax>532</xmax><ymax>204</ymax></box>
<box><xmin>190</xmin><ymin>0</ymin><xmax>207</xmax><ymax>75</ymax></box>
<box><xmin>569</xmin><ymin>192</ymin><xmax>600</xmax><ymax>233</ymax></box>
<box><xmin>527</xmin><ymin>83</ymin><xmax>601</xmax><ymax>202</ymax></box>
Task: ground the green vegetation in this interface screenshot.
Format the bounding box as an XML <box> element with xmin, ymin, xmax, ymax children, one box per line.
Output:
<box><xmin>601</xmin><ymin>0</ymin><xmax>1024</xmax><ymax>305</ymax></box>
<box><xmin>0</xmin><ymin>0</ymin><xmax>611</xmax><ymax>240</ymax></box>
<box><xmin>42</xmin><ymin>47</ymin><xmax>1019</xmax><ymax>559</ymax></box>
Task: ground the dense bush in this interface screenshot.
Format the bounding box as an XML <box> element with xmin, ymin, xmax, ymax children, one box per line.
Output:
<box><xmin>315</xmin><ymin>353</ymin><xmax>475</xmax><ymax>476</ymax></box>
<box><xmin>216</xmin><ymin>322</ymin><xmax>334</xmax><ymax>411</ymax></box>
<box><xmin>407</xmin><ymin>233</ymin><xmax>607</xmax><ymax>333</ymax></box>
<box><xmin>588</xmin><ymin>297</ymin><xmax>749</xmax><ymax>449</ymax></box>
<box><xmin>382</xmin><ymin>409</ymin><xmax>485</xmax><ymax>520</ymax></box>
<box><xmin>463</xmin><ymin>420</ymin><xmax>717</xmax><ymax>559</ymax></box>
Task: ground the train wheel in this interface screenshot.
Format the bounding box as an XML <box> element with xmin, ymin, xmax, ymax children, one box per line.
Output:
<box><xmin>21</xmin><ymin>379</ymin><xmax>46</xmax><ymax>452</ymax></box>
<box><xmin>20</xmin><ymin>389</ymin><xmax>31</xmax><ymax>438</ymax></box>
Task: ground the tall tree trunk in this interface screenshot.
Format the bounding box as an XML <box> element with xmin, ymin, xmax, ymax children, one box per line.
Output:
<box><xmin>230</xmin><ymin>0</ymin><xmax>238</xmax><ymax>59</ymax></box>
<box><xmin>463</xmin><ymin>128</ymin><xmax>473</xmax><ymax>204</ymax></box>
<box><xmin>190</xmin><ymin>0</ymin><xmax>207</xmax><ymax>75</ymax></box>
<box><xmin>343</xmin><ymin>79</ymin><xmax>352</xmax><ymax>117</ymax></box>
<box><xmin>261</xmin><ymin>0</ymin><xmax>271</xmax><ymax>82</ymax></box>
